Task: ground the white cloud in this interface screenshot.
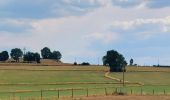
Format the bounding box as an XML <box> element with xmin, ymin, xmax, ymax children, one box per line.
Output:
<box><xmin>84</xmin><ymin>32</ymin><xmax>121</xmax><ymax>44</ymax></box>
<box><xmin>1</xmin><ymin>1</ymin><xmax>170</xmax><ymax>64</ymax></box>
<box><xmin>110</xmin><ymin>16</ymin><xmax>170</xmax><ymax>39</ymax></box>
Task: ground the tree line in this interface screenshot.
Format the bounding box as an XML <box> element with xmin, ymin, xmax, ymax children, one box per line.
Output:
<box><xmin>0</xmin><ymin>47</ymin><xmax>62</xmax><ymax>63</ymax></box>
<box><xmin>1</xmin><ymin>47</ymin><xmax>129</xmax><ymax>72</ymax></box>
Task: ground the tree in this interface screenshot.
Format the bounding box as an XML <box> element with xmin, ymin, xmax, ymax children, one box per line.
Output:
<box><xmin>23</xmin><ymin>52</ymin><xmax>35</xmax><ymax>62</ymax></box>
<box><xmin>34</xmin><ymin>52</ymin><xmax>41</xmax><ymax>63</ymax></box>
<box><xmin>102</xmin><ymin>56</ymin><xmax>107</xmax><ymax>66</ymax></box>
<box><xmin>103</xmin><ymin>50</ymin><xmax>127</xmax><ymax>72</ymax></box>
<box><xmin>10</xmin><ymin>48</ymin><xmax>23</xmax><ymax>62</ymax></box>
<box><xmin>24</xmin><ymin>52</ymin><xmax>41</xmax><ymax>63</ymax></box>
<box><xmin>41</xmin><ymin>47</ymin><xmax>51</xmax><ymax>59</ymax></box>
<box><xmin>81</xmin><ymin>62</ymin><xmax>90</xmax><ymax>65</ymax></box>
<box><xmin>130</xmin><ymin>58</ymin><xmax>133</xmax><ymax>66</ymax></box>
<box><xmin>50</xmin><ymin>51</ymin><xmax>62</xmax><ymax>61</ymax></box>
<box><xmin>0</xmin><ymin>51</ymin><xmax>9</xmax><ymax>61</ymax></box>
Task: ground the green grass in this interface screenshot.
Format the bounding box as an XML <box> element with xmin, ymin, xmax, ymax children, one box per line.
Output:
<box><xmin>109</xmin><ymin>72</ymin><xmax>170</xmax><ymax>85</ymax></box>
<box><xmin>0</xmin><ymin>70</ymin><xmax>114</xmax><ymax>84</ymax></box>
<box><xmin>1</xmin><ymin>66</ymin><xmax>170</xmax><ymax>99</ymax></box>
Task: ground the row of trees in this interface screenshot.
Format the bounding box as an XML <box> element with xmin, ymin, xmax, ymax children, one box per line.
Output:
<box><xmin>24</xmin><ymin>52</ymin><xmax>40</xmax><ymax>63</ymax></box>
<box><xmin>0</xmin><ymin>51</ymin><xmax>9</xmax><ymax>61</ymax></box>
<box><xmin>0</xmin><ymin>47</ymin><xmax>62</xmax><ymax>63</ymax></box>
<box><xmin>41</xmin><ymin>47</ymin><xmax>62</xmax><ymax>61</ymax></box>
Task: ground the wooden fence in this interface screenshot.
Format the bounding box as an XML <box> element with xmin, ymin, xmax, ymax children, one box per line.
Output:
<box><xmin>1</xmin><ymin>86</ymin><xmax>170</xmax><ymax>100</ymax></box>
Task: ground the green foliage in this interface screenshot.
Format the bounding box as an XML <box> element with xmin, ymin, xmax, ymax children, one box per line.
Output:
<box><xmin>50</xmin><ymin>51</ymin><xmax>62</xmax><ymax>61</ymax></box>
<box><xmin>23</xmin><ymin>52</ymin><xmax>41</xmax><ymax>63</ymax></box>
<box><xmin>81</xmin><ymin>62</ymin><xmax>90</xmax><ymax>65</ymax></box>
<box><xmin>130</xmin><ymin>58</ymin><xmax>133</xmax><ymax>66</ymax></box>
<box><xmin>34</xmin><ymin>52</ymin><xmax>41</xmax><ymax>63</ymax></box>
<box><xmin>41</xmin><ymin>47</ymin><xmax>51</xmax><ymax>59</ymax></box>
<box><xmin>41</xmin><ymin>47</ymin><xmax>62</xmax><ymax>61</ymax></box>
<box><xmin>10</xmin><ymin>48</ymin><xmax>23</xmax><ymax>62</ymax></box>
<box><xmin>0</xmin><ymin>51</ymin><xmax>9</xmax><ymax>61</ymax></box>
<box><xmin>103</xmin><ymin>50</ymin><xmax>127</xmax><ymax>72</ymax></box>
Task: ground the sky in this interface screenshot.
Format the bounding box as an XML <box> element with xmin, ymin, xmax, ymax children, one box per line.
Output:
<box><xmin>0</xmin><ymin>0</ymin><xmax>170</xmax><ymax>65</ymax></box>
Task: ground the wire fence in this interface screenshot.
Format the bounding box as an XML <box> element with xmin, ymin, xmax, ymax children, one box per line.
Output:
<box><xmin>1</xmin><ymin>86</ymin><xmax>170</xmax><ymax>100</ymax></box>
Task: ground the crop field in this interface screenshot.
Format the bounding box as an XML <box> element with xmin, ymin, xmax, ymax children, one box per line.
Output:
<box><xmin>0</xmin><ymin>65</ymin><xmax>170</xmax><ymax>99</ymax></box>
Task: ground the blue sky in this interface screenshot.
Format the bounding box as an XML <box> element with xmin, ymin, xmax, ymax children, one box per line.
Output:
<box><xmin>0</xmin><ymin>0</ymin><xmax>170</xmax><ymax>65</ymax></box>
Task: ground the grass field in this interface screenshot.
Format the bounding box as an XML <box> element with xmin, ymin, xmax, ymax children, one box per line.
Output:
<box><xmin>109</xmin><ymin>72</ymin><xmax>170</xmax><ymax>85</ymax></box>
<box><xmin>0</xmin><ymin>65</ymin><xmax>170</xmax><ymax>99</ymax></box>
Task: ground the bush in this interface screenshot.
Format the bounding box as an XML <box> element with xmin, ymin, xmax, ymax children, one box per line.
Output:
<box><xmin>74</xmin><ymin>62</ymin><xmax>77</xmax><ymax>65</ymax></box>
<box><xmin>81</xmin><ymin>62</ymin><xmax>90</xmax><ymax>65</ymax></box>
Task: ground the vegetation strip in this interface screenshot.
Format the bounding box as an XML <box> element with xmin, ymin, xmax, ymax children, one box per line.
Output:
<box><xmin>104</xmin><ymin>72</ymin><xmax>144</xmax><ymax>86</ymax></box>
<box><xmin>0</xmin><ymin>69</ymin><xmax>108</xmax><ymax>72</ymax></box>
<box><xmin>0</xmin><ymin>82</ymin><xmax>122</xmax><ymax>86</ymax></box>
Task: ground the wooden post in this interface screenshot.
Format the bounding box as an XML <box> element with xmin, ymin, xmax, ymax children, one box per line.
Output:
<box><xmin>72</xmin><ymin>88</ymin><xmax>74</xmax><ymax>98</ymax></box>
<box><xmin>123</xmin><ymin>66</ymin><xmax>125</xmax><ymax>87</ymax></box>
<box><xmin>105</xmin><ymin>88</ymin><xmax>107</xmax><ymax>96</ymax></box>
<box><xmin>41</xmin><ymin>90</ymin><xmax>43</xmax><ymax>100</ymax></box>
<box><xmin>141</xmin><ymin>89</ymin><xmax>143</xmax><ymax>95</ymax></box>
<box><xmin>58</xmin><ymin>90</ymin><xmax>60</xmax><ymax>99</ymax></box>
<box><xmin>86</xmin><ymin>88</ymin><xmax>89</xmax><ymax>97</ymax></box>
<box><xmin>131</xmin><ymin>89</ymin><xmax>132</xmax><ymax>95</ymax></box>
<box><xmin>13</xmin><ymin>92</ymin><xmax>15</xmax><ymax>100</ymax></box>
<box><xmin>115</xmin><ymin>88</ymin><xmax>117</xmax><ymax>93</ymax></box>
<box><xmin>153</xmin><ymin>89</ymin><xmax>155</xmax><ymax>95</ymax></box>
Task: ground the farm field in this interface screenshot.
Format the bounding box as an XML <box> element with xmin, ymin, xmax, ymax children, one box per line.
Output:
<box><xmin>109</xmin><ymin>72</ymin><xmax>170</xmax><ymax>85</ymax></box>
<box><xmin>0</xmin><ymin>65</ymin><xmax>170</xmax><ymax>99</ymax></box>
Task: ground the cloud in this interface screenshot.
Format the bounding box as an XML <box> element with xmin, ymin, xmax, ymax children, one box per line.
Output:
<box><xmin>0</xmin><ymin>0</ymin><xmax>102</xmax><ymax>19</ymax></box>
<box><xmin>111</xmin><ymin>0</ymin><xmax>145</xmax><ymax>8</ymax></box>
<box><xmin>110</xmin><ymin>16</ymin><xmax>170</xmax><ymax>39</ymax></box>
<box><xmin>0</xmin><ymin>0</ymin><xmax>170</xmax><ymax>65</ymax></box>
<box><xmin>0</xmin><ymin>19</ymin><xmax>33</xmax><ymax>33</ymax></box>
<box><xmin>84</xmin><ymin>32</ymin><xmax>121</xmax><ymax>44</ymax></box>
<box><xmin>146</xmin><ymin>0</ymin><xmax>170</xmax><ymax>8</ymax></box>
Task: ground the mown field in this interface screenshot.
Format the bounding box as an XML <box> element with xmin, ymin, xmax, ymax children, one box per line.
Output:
<box><xmin>0</xmin><ymin>65</ymin><xmax>170</xmax><ymax>99</ymax></box>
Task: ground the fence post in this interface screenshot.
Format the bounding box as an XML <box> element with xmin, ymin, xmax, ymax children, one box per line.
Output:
<box><xmin>41</xmin><ymin>90</ymin><xmax>43</xmax><ymax>100</ymax></box>
<box><xmin>164</xmin><ymin>89</ymin><xmax>166</xmax><ymax>95</ymax></box>
<box><xmin>141</xmin><ymin>89</ymin><xmax>143</xmax><ymax>95</ymax></box>
<box><xmin>58</xmin><ymin>90</ymin><xmax>60</xmax><ymax>99</ymax></box>
<box><xmin>131</xmin><ymin>89</ymin><xmax>132</xmax><ymax>95</ymax></box>
<box><xmin>115</xmin><ymin>88</ymin><xmax>117</xmax><ymax>94</ymax></box>
<box><xmin>86</xmin><ymin>88</ymin><xmax>89</xmax><ymax>97</ymax></box>
<box><xmin>105</xmin><ymin>88</ymin><xmax>107</xmax><ymax>96</ymax></box>
<box><xmin>153</xmin><ymin>89</ymin><xmax>155</xmax><ymax>95</ymax></box>
<box><xmin>72</xmin><ymin>88</ymin><xmax>74</xmax><ymax>98</ymax></box>
<box><xmin>12</xmin><ymin>92</ymin><xmax>15</xmax><ymax>100</ymax></box>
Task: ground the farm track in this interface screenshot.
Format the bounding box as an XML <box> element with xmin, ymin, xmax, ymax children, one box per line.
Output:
<box><xmin>104</xmin><ymin>72</ymin><xmax>144</xmax><ymax>86</ymax></box>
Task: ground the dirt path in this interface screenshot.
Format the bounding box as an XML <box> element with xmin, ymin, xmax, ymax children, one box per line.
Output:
<box><xmin>104</xmin><ymin>72</ymin><xmax>144</xmax><ymax>86</ymax></box>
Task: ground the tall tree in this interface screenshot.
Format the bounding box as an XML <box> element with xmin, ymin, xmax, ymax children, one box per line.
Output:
<box><xmin>130</xmin><ymin>58</ymin><xmax>133</xmax><ymax>66</ymax></box>
<box><xmin>0</xmin><ymin>51</ymin><xmax>9</xmax><ymax>61</ymax></box>
<box><xmin>34</xmin><ymin>52</ymin><xmax>41</xmax><ymax>63</ymax></box>
<box><xmin>50</xmin><ymin>51</ymin><xmax>62</xmax><ymax>61</ymax></box>
<box><xmin>102</xmin><ymin>56</ymin><xmax>107</xmax><ymax>66</ymax></box>
<box><xmin>24</xmin><ymin>52</ymin><xmax>41</xmax><ymax>63</ymax></box>
<box><xmin>23</xmin><ymin>52</ymin><xmax>35</xmax><ymax>62</ymax></box>
<box><xmin>10</xmin><ymin>48</ymin><xmax>23</xmax><ymax>62</ymax></box>
<box><xmin>103</xmin><ymin>50</ymin><xmax>127</xmax><ymax>72</ymax></box>
<box><xmin>41</xmin><ymin>47</ymin><xmax>51</xmax><ymax>59</ymax></box>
